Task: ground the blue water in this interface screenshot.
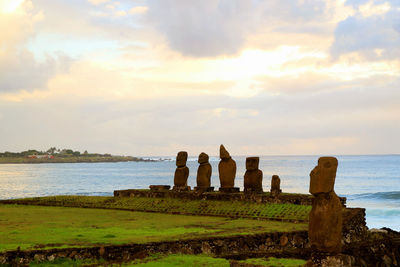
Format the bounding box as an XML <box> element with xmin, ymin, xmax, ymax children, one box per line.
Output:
<box><xmin>0</xmin><ymin>155</ymin><xmax>399</xmax><ymax>230</ymax></box>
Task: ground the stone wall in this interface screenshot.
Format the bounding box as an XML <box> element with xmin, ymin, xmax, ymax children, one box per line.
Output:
<box><xmin>0</xmin><ymin>231</ymin><xmax>309</xmax><ymax>265</ymax></box>
<box><xmin>342</xmin><ymin>208</ymin><xmax>368</xmax><ymax>244</ymax></box>
<box><xmin>343</xmin><ymin>228</ymin><xmax>400</xmax><ymax>267</ymax></box>
<box><xmin>114</xmin><ymin>189</ymin><xmax>347</xmax><ymax>206</ymax></box>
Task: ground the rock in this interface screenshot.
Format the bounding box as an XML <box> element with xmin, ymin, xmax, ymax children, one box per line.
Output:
<box><xmin>280</xmin><ymin>235</ymin><xmax>288</xmax><ymax>247</ymax></box>
<box><xmin>174</xmin><ymin>151</ymin><xmax>189</xmax><ymax>187</ymax></box>
<box><xmin>309</xmin><ymin>157</ymin><xmax>338</xmax><ymax>195</ymax></box>
<box><xmin>270</xmin><ymin>175</ymin><xmax>281</xmax><ymax>196</ymax></box>
<box><xmin>244</xmin><ymin>157</ymin><xmax>263</xmax><ymax>193</ymax></box>
<box><xmin>33</xmin><ymin>254</ymin><xmax>45</xmax><ymax>262</ymax></box>
<box><xmin>196</xmin><ymin>152</ymin><xmax>212</xmax><ymax>188</ymax></box>
<box><xmin>218</xmin><ymin>144</ymin><xmax>236</xmax><ymax>188</ymax></box>
<box><xmin>149</xmin><ymin>185</ymin><xmax>171</xmax><ymax>191</ymax></box>
<box><xmin>369</xmin><ymin>228</ymin><xmax>388</xmax><ymax>234</ymax></box>
<box><xmin>383</xmin><ymin>255</ymin><xmax>392</xmax><ymax>267</ymax></box>
<box><xmin>99</xmin><ymin>246</ymin><xmax>105</xmax><ymax>256</ymax></box>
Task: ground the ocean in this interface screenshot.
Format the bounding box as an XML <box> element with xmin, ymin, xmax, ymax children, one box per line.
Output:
<box><xmin>0</xmin><ymin>155</ymin><xmax>399</xmax><ymax>230</ymax></box>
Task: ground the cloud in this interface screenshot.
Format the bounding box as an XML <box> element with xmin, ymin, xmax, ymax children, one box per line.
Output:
<box><xmin>331</xmin><ymin>0</ymin><xmax>400</xmax><ymax>60</ymax></box>
<box><xmin>146</xmin><ymin>0</ymin><xmax>329</xmax><ymax>57</ymax></box>
<box><xmin>0</xmin><ymin>50</ymin><xmax>71</xmax><ymax>92</ymax></box>
<box><xmin>87</xmin><ymin>0</ymin><xmax>110</xmax><ymax>5</ymax></box>
<box><xmin>0</xmin><ymin>0</ymin><xmax>71</xmax><ymax>92</ymax></box>
<box><xmin>129</xmin><ymin>6</ymin><xmax>148</xmax><ymax>15</ymax></box>
<box><xmin>1</xmin><ymin>73</ymin><xmax>399</xmax><ymax>155</ymax></box>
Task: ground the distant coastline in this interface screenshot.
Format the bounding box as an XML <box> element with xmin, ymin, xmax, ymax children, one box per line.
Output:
<box><xmin>0</xmin><ymin>148</ymin><xmax>156</xmax><ymax>164</ymax></box>
<box><xmin>0</xmin><ymin>156</ymin><xmax>155</xmax><ymax>164</ymax></box>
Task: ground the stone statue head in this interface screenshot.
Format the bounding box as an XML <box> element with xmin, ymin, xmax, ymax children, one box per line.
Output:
<box><xmin>176</xmin><ymin>151</ymin><xmax>188</xmax><ymax>167</ymax></box>
<box><xmin>219</xmin><ymin>144</ymin><xmax>231</xmax><ymax>160</ymax></box>
<box><xmin>309</xmin><ymin>156</ymin><xmax>338</xmax><ymax>195</ymax></box>
<box><xmin>198</xmin><ymin>152</ymin><xmax>209</xmax><ymax>164</ymax></box>
<box><xmin>246</xmin><ymin>157</ymin><xmax>259</xmax><ymax>171</ymax></box>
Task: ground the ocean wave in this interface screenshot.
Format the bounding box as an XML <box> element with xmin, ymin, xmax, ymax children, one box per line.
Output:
<box><xmin>347</xmin><ymin>191</ymin><xmax>400</xmax><ymax>200</ymax></box>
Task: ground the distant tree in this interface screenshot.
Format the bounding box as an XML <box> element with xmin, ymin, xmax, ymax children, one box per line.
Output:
<box><xmin>72</xmin><ymin>151</ymin><xmax>81</xmax><ymax>156</ymax></box>
<box><xmin>21</xmin><ymin>150</ymin><xmax>40</xmax><ymax>156</ymax></box>
<box><xmin>64</xmin><ymin>149</ymin><xmax>74</xmax><ymax>154</ymax></box>
<box><xmin>46</xmin><ymin>147</ymin><xmax>57</xmax><ymax>154</ymax></box>
<box><xmin>83</xmin><ymin>150</ymin><xmax>88</xmax><ymax>155</ymax></box>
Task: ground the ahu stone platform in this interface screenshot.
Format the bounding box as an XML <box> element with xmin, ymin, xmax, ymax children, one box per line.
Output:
<box><xmin>113</xmin><ymin>188</ymin><xmax>347</xmax><ymax>206</ymax></box>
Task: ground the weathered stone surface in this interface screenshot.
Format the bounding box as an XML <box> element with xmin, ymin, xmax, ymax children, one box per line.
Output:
<box><xmin>218</xmin><ymin>187</ymin><xmax>240</xmax><ymax>193</ymax></box>
<box><xmin>309</xmin><ymin>157</ymin><xmax>342</xmax><ymax>256</ymax></box>
<box><xmin>113</xmin><ymin>189</ymin><xmax>346</xmax><ymax>206</ymax></box>
<box><xmin>149</xmin><ymin>185</ymin><xmax>171</xmax><ymax>191</ymax></box>
<box><xmin>309</xmin><ymin>157</ymin><xmax>338</xmax><ymax>195</ymax></box>
<box><xmin>309</xmin><ymin>191</ymin><xmax>343</xmax><ymax>254</ymax></box>
<box><xmin>218</xmin><ymin>144</ymin><xmax>236</xmax><ymax>188</ymax></box>
<box><xmin>271</xmin><ymin>175</ymin><xmax>281</xmax><ymax>196</ymax></box>
<box><xmin>196</xmin><ymin>152</ymin><xmax>212</xmax><ymax>188</ymax></box>
<box><xmin>174</xmin><ymin>167</ymin><xmax>189</xmax><ymax>187</ymax></box>
<box><xmin>172</xmin><ymin>185</ymin><xmax>191</xmax><ymax>191</ymax></box>
<box><xmin>176</xmin><ymin>151</ymin><xmax>188</xmax><ymax>168</ymax></box>
<box><xmin>174</xmin><ymin>151</ymin><xmax>189</xmax><ymax>187</ymax></box>
<box><xmin>244</xmin><ymin>157</ymin><xmax>263</xmax><ymax>193</ymax></box>
<box><xmin>219</xmin><ymin>144</ymin><xmax>230</xmax><ymax>159</ymax></box>
<box><xmin>194</xmin><ymin>186</ymin><xmax>214</xmax><ymax>192</ymax></box>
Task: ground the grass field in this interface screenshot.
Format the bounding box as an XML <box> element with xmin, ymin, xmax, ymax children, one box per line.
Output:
<box><xmin>25</xmin><ymin>254</ymin><xmax>307</xmax><ymax>266</ymax></box>
<box><xmin>1</xmin><ymin>195</ymin><xmax>311</xmax><ymax>222</ymax></box>
<box><xmin>0</xmin><ymin>204</ymin><xmax>307</xmax><ymax>252</ymax></box>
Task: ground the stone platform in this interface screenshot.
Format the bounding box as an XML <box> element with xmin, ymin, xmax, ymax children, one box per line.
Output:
<box><xmin>113</xmin><ymin>188</ymin><xmax>347</xmax><ymax>206</ymax></box>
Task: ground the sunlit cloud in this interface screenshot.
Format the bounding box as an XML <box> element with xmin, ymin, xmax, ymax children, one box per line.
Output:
<box><xmin>0</xmin><ymin>0</ymin><xmax>24</xmax><ymax>14</ymax></box>
<box><xmin>129</xmin><ymin>6</ymin><xmax>148</xmax><ymax>15</ymax></box>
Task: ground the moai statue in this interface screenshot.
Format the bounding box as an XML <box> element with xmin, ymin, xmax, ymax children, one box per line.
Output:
<box><xmin>173</xmin><ymin>151</ymin><xmax>190</xmax><ymax>191</ymax></box>
<box><xmin>218</xmin><ymin>145</ymin><xmax>239</xmax><ymax>192</ymax></box>
<box><xmin>309</xmin><ymin>157</ymin><xmax>343</xmax><ymax>257</ymax></box>
<box><xmin>270</xmin><ymin>175</ymin><xmax>281</xmax><ymax>197</ymax></box>
<box><xmin>195</xmin><ymin>152</ymin><xmax>213</xmax><ymax>192</ymax></box>
<box><xmin>243</xmin><ymin>157</ymin><xmax>263</xmax><ymax>193</ymax></box>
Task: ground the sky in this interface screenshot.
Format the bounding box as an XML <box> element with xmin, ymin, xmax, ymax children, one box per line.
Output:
<box><xmin>0</xmin><ymin>0</ymin><xmax>399</xmax><ymax>156</ymax></box>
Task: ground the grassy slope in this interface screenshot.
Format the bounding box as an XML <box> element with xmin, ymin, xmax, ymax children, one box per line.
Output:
<box><xmin>0</xmin><ymin>204</ymin><xmax>307</xmax><ymax>252</ymax></box>
<box><xmin>1</xmin><ymin>196</ymin><xmax>311</xmax><ymax>222</ymax></box>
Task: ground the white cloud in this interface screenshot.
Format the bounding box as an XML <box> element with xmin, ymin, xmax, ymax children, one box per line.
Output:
<box><xmin>129</xmin><ymin>6</ymin><xmax>148</xmax><ymax>15</ymax></box>
<box><xmin>0</xmin><ymin>0</ymin><xmax>70</xmax><ymax>92</ymax></box>
<box><xmin>359</xmin><ymin>0</ymin><xmax>391</xmax><ymax>17</ymax></box>
<box><xmin>87</xmin><ymin>0</ymin><xmax>110</xmax><ymax>5</ymax></box>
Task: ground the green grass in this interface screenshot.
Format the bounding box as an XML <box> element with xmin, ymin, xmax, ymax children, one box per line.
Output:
<box><xmin>240</xmin><ymin>257</ymin><xmax>306</xmax><ymax>266</ymax></box>
<box><xmin>24</xmin><ymin>255</ymin><xmax>306</xmax><ymax>267</ymax></box>
<box><xmin>1</xmin><ymin>195</ymin><xmax>311</xmax><ymax>222</ymax></box>
<box><xmin>0</xmin><ymin>204</ymin><xmax>307</xmax><ymax>252</ymax></box>
<box><xmin>29</xmin><ymin>258</ymin><xmax>103</xmax><ymax>267</ymax></box>
<box><xmin>127</xmin><ymin>254</ymin><xmax>229</xmax><ymax>267</ymax></box>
